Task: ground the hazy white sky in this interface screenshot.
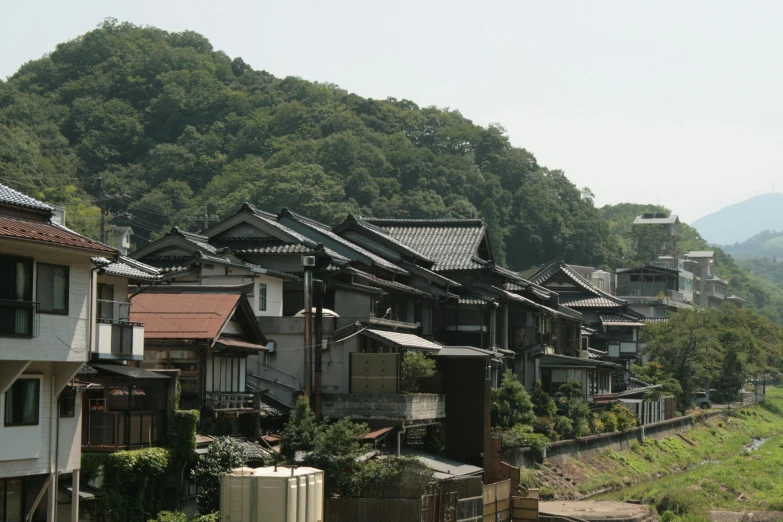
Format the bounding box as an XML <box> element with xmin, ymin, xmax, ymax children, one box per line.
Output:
<box><xmin>2</xmin><ymin>0</ymin><xmax>782</xmax><ymax>222</ymax></box>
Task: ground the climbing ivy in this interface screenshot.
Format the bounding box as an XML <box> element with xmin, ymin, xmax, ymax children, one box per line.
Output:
<box><xmin>169</xmin><ymin>410</ymin><xmax>200</xmax><ymax>461</ymax></box>
<box><xmin>82</xmin><ymin>448</ymin><xmax>170</xmax><ymax>522</ymax></box>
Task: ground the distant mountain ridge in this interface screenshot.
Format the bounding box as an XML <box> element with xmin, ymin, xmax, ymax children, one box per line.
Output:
<box><xmin>692</xmin><ymin>193</ymin><xmax>783</xmax><ymax>245</ymax></box>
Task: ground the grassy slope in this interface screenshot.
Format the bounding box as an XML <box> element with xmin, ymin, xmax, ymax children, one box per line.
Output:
<box><xmin>520</xmin><ymin>388</ymin><xmax>783</xmax><ymax>515</ymax></box>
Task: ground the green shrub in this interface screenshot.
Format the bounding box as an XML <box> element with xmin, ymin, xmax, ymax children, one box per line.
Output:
<box><xmin>148</xmin><ymin>512</ymin><xmax>187</xmax><ymax>522</ymax></box>
<box><xmin>492</xmin><ymin>370</ymin><xmax>535</xmax><ymax>428</ymax></box>
<box><xmin>555</xmin><ymin>381</ymin><xmax>583</xmax><ymax>399</ymax></box>
<box><xmin>281</xmin><ymin>396</ymin><xmax>318</xmax><ymax>460</ymax></box>
<box><xmin>531</xmin><ymin>380</ymin><xmax>557</xmax><ymax>418</ymax></box>
<box><xmin>589</xmin><ymin>413</ymin><xmax>605</xmax><ymax>434</ymax></box>
<box><xmin>400</xmin><ymin>351</ymin><xmax>436</xmax><ymax>393</ymax></box>
<box><xmin>554</xmin><ymin>416</ymin><xmax>573</xmax><ymax>438</ymax></box>
<box><xmin>599</xmin><ymin>411</ymin><xmax>618</xmax><ymax>432</ymax></box>
<box><xmin>191</xmin><ymin>437</ymin><xmax>246</xmax><ymax>514</ymax></box>
<box><xmin>612</xmin><ymin>403</ymin><xmax>638</xmax><ymax>430</ymax></box>
<box><xmin>532</xmin><ymin>417</ymin><xmax>557</xmax><ymax>440</ymax></box>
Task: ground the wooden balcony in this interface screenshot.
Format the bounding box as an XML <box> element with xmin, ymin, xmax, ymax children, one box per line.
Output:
<box><xmin>83</xmin><ymin>411</ymin><xmax>165</xmax><ymax>451</ymax></box>
<box><xmin>205</xmin><ymin>392</ymin><xmax>261</xmax><ymax>412</ymax></box>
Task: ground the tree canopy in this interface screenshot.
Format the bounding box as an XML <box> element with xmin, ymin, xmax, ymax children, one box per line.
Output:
<box><xmin>0</xmin><ymin>19</ymin><xmax>615</xmax><ymax>270</ymax></box>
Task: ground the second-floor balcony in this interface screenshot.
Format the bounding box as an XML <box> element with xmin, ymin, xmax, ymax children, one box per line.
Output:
<box><xmin>0</xmin><ymin>299</ymin><xmax>38</xmax><ymax>338</ymax></box>
<box><xmin>321</xmin><ymin>393</ymin><xmax>446</xmax><ymax>421</ymax></box>
<box><xmin>205</xmin><ymin>391</ymin><xmax>262</xmax><ymax>411</ymax></box>
<box><xmin>94</xmin><ymin>319</ymin><xmax>144</xmax><ymax>361</ymax></box>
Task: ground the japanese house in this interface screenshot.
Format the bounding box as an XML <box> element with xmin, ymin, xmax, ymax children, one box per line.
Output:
<box><xmin>132</xmin><ymin>284</ymin><xmax>268</xmax><ymax>436</ymax></box>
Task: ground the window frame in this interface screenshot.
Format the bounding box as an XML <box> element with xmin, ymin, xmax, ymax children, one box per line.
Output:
<box><xmin>258</xmin><ymin>283</ymin><xmax>267</xmax><ymax>312</ymax></box>
<box><xmin>0</xmin><ymin>477</ymin><xmax>24</xmax><ymax>522</ymax></box>
<box><xmin>59</xmin><ymin>387</ymin><xmax>76</xmax><ymax>418</ymax></box>
<box><xmin>36</xmin><ymin>263</ymin><xmax>69</xmax><ymax>315</ymax></box>
<box><xmin>4</xmin><ymin>377</ymin><xmax>41</xmax><ymax>427</ymax></box>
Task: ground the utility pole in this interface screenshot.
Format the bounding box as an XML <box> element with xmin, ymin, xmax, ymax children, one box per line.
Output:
<box><xmin>302</xmin><ymin>256</ymin><xmax>315</xmax><ymax>400</ymax></box>
<box><xmin>99</xmin><ymin>177</ymin><xmax>106</xmax><ymax>243</ymax></box>
<box><xmin>314</xmin><ymin>280</ymin><xmax>324</xmax><ymax>418</ymax></box>
<box><xmin>194</xmin><ymin>204</ymin><xmax>220</xmax><ymax>230</ymax></box>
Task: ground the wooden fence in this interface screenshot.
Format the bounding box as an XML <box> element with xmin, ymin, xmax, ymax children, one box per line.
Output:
<box><xmin>326</xmin><ymin>498</ymin><xmax>423</xmax><ymax>522</ymax></box>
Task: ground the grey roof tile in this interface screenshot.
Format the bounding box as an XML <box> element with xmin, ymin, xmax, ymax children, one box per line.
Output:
<box><xmin>0</xmin><ymin>184</ymin><xmax>53</xmax><ymax>212</ymax></box>
<box><xmin>92</xmin><ymin>256</ymin><xmax>161</xmax><ymax>281</ymax></box>
<box><xmin>362</xmin><ymin>218</ymin><xmax>487</xmax><ymax>271</ymax></box>
<box><xmin>279</xmin><ymin>209</ymin><xmax>408</xmax><ymax>275</ymax></box>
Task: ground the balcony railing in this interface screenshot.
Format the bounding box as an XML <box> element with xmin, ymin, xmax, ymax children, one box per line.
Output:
<box><xmin>205</xmin><ymin>392</ymin><xmax>260</xmax><ymax>411</ymax></box>
<box><xmin>95</xmin><ymin>320</ymin><xmax>144</xmax><ymax>359</ymax></box>
<box><xmin>83</xmin><ymin>411</ymin><xmax>165</xmax><ymax>450</ymax></box>
<box><xmin>0</xmin><ymin>300</ymin><xmax>38</xmax><ymax>338</ymax></box>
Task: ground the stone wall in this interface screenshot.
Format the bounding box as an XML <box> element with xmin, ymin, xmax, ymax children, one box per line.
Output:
<box><xmin>321</xmin><ymin>393</ymin><xmax>445</xmax><ymax>421</ymax></box>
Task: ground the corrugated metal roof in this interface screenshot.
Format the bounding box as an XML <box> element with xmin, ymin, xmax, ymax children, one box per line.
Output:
<box><xmin>0</xmin><ymin>184</ymin><xmax>53</xmax><ymax>212</ymax></box>
<box><xmin>215</xmin><ymin>338</ymin><xmax>268</xmax><ymax>351</ymax></box>
<box><xmin>687</xmin><ymin>251</ymin><xmax>715</xmax><ymax>258</ymax></box>
<box><xmin>362</xmin><ymin>218</ymin><xmax>487</xmax><ymax>271</ymax></box>
<box><xmin>362</xmin><ymin>329</ymin><xmax>441</xmax><ymax>352</ymax></box>
<box><xmin>0</xmin><ymin>217</ymin><xmax>117</xmax><ymax>253</ymax></box>
<box><xmin>130</xmin><ymin>292</ymin><xmax>241</xmax><ymax>339</ymax></box>
<box><xmin>89</xmin><ymin>364</ymin><xmax>171</xmax><ymax>380</ymax></box>
<box><xmin>436</xmin><ymin>346</ymin><xmax>495</xmax><ymax>358</ymax></box>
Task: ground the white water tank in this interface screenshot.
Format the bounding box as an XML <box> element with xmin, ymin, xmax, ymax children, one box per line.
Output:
<box><xmin>220</xmin><ymin>466</ymin><xmax>324</xmax><ymax>522</ymax></box>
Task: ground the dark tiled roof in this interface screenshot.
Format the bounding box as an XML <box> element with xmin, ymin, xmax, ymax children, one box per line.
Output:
<box><xmin>165</xmin><ymin>227</ymin><xmax>217</xmax><ymax>254</ymax></box>
<box><xmin>0</xmin><ymin>184</ymin><xmax>53</xmax><ymax>212</ymax></box>
<box><xmin>0</xmin><ymin>218</ymin><xmax>117</xmax><ymax>253</ymax></box>
<box><xmin>337</xmin><ymin>216</ymin><xmax>434</xmax><ymax>262</ymax></box>
<box><xmin>558</xmin><ymin>295</ymin><xmax>624</xmax><ymax>308</ymax></box>
<box><xmin>458</xmin><ymin>293</ymin><xmax>495</xmax><ymax>305</ymax></box>
<box><xmin>362</xmin><ymin>218</ymin><xmax>487</xmax><ymax>271</ymax></box>
<box><xmin>344</xmin><ymin>267</ymin><xmax>430</xmax><ymax>296</ymax></box>
<box><xmin>279</xmin><ymin>209</ymin><xmax>408</xmax><ymax>275</ymax></box>
<box><xmin>599</xmin><ymin>313</ymin><xmax>646</xmax><ymax>326</ymax></box>
<box><xmin>234</xmin><ymin>243</ymin><xmax>313</xmax><ymax>254</ymax></box>
<box><xmin>528</xmin><ymin>259</ymin><xmax>625</xmax><ymax>307</ymax></box>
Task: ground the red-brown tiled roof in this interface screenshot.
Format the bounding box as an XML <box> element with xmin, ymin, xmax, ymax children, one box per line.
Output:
<box><xmin>130</xmin><ymin>292</ymin><xmax>242</xmax><ymax>339</ymax></box>
<box><xmin>0</xmin><ymin>217</ymin><xmax>117</xmax><ymax>254</ymax></box>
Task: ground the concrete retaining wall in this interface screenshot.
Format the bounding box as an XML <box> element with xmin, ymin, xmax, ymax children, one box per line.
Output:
<box><xmin>505</xmin><ymin>410</ymin><xmax>724</xmax><ymax>468</ymax></box>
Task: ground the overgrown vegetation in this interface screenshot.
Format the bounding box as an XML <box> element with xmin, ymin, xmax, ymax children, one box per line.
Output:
<box><xmin>191</xmin><ymin>437</ymin><xmax>246</xmax><ymax>514</ymax></box>
<box><xmin>82</xmin><ymin>448</ymin><xmax>171</xmax><ymax>522</ymax></box>
<box><xmin>280</xmin><ymin>396</ymin><xmax>433</xmax><ymax>498</ymax></box>
<box><xmin>400</xmin><ymin>351</ymin><xmax>436</xmax><ymax>393</ymax></box>
<box><xmin>595</xmin><ymin>388</ymin><xmax>783</xmax><ymax>518</ymax></box>
<box><xmin>521</xmin><ymin>388</ymin><xmax>783</xmax><ymax>511</ymax></box>
<box><xmin>642</xmin><ymin>305</ymin><xmax>783</xmax><ymax>408</ymax></box>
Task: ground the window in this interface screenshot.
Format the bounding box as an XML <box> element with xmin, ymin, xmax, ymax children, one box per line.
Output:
<box><xmin>0</xmin><ymin>478</ymin><xmax>23</xmax><ymax>522</ymax></box>
<box><xmin>59</xmin><ymin>387</ymin><xmax>76</xmax><ymax>418</ymax></box>
<box><xmin>37</xmin><ymin>264</ymin><xmax>69</xmax><ymax>314</ymax></box>
<box><xmin>0</xmin><ymin>257</ymin><xmax>34</xmax><ymax>337</ymax></box>
<box><xmin>258</xmin><ymin>283</ymin><xmax>267</xmax><ymax>311</ymax></box>
<box><xmin>97</xmin><ymin>283</ymin><xmax>115</xmax><ymax>321</ymax></box>
<box><xmin>4</xmin><ymin>378</ymin><xmax>40</xmax><ymax>426</ymax></box>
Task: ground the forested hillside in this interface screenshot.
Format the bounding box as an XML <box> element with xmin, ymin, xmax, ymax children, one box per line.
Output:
<box><xmin>0</xmin><ymin>19</ymin><xmax>617</xmax><ymax>270</ymax></box>
<box><xmin>721</xmin><ymin>230</ymin><xmax>783</xmax><ymax>261</ymax></box>
<box><xmin>3</xmin><ymin>20</ymin><xmax>783</xmax><ymax>324</ymax></box>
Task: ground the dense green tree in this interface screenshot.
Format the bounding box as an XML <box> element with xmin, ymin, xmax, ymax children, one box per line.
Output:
<box><xmin>191</xmin><ymin>437</ymin><xmax>245</xmax><ymax>514</ymax></box>
<box><xmin>491</xmin><ymin>370</ymin><xmax>535</xmax><ymax>428</ymax></box>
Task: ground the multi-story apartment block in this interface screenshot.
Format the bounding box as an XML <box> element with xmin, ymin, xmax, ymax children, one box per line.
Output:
<box><xmin>632</xmin><ymin>213</ymin><xmax>680</xmax><ymax>258</ymax></box>
<box><xmin>0</xmin><ymin>185</ymin><xmax>118</xmax><ymax>522</ymax></box>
